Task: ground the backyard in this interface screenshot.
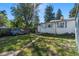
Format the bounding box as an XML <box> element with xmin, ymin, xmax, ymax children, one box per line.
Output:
<box><xmin>0</xmin><ymin>33</ymin><xmax>78</xmax><ymax>56</ymax></box>
<box><xmin>0</xmin><ymin>3</ymin><xmax>78</xmax><ymax>56</ymax></box>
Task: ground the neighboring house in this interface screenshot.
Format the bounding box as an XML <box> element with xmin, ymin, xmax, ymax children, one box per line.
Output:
<box><xmin>37</xmin><ymin>17</ymin><xmax>75</xmax><ymax>34</ymax></box>
<box><xmin>0</xmin><ymin>24</ymin><xmax>7</xmax><ymax>29</ymax></box>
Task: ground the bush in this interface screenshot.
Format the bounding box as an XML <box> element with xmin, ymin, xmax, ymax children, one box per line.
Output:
<box><xmin>0</xmin><ymin>28</ymin><xmax>10</xmax><ymax>37</ymax></box>
<box><xmin>29</xmin><ymin>27</ymin><xmax>37</xmax><ymax>33</ymax></box>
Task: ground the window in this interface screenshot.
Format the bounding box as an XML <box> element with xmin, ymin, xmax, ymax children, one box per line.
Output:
<box><xmin>65</xmin><ymin>21</ymin><xmax>67</xmax><ymax>28</ymax></box>
<box><xmin>48</xmin><ymin>24</ymin><xmax>52</xmax><ymax>28</ymax></box>
<box><xmin>48</xmin><ymin>24</ymin><xmax>51</xmax><ymax>27</ymax></box>
<box><xmin>57</xmin><ymin>22</ymin><xmax>64</xmax><ymax>28</ymax></box>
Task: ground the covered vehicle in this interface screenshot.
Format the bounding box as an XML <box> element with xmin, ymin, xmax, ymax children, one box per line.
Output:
<box><xmin>9</xmin><ymin>28</ymin><xmax>24</xmax><ymax>35</ymax></box>
<box><xmin>0</xmin><ymin>28</ymin><xmax>30</xmax><ymax>37</ymax></box>
<box><xmin>9</xmin><ymin>28</ymin><xmax>30</xmax><ymax>35</ymax></box>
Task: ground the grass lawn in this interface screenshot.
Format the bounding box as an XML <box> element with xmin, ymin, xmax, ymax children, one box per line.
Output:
<box><xmin>0</xmin><ymin>33</ymin><xmax>78</xmax><ymax>56</ymax></box>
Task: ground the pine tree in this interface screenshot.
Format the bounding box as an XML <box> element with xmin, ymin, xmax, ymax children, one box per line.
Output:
<box><xmin>56</xmin><ymin>9</ymin><xmax>63</xmax><ymax>20</ymax></box>
<box><xmin>69</xmin><ymin>3</ymin><xmax>79</xmax><ymax>17</ymax></box>
<box><xmin>44</xmin><ymin>5</ymin><xmax>55</xmax><ymax>22</ymax></box>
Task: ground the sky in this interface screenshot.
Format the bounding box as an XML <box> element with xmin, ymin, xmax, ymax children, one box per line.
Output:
<box><xmin>0</xmin><ymin>3</ymin><xmax>15</xmax><ymax>20</ymax></box>
<box><xmin>38</xmin><ymin>3</ymin><xmax>74</xmax><ymax>22</ymax></box>
<box><xmin>0</xmin><ymin>3</ymin><xmax>74</xmax><ymax>22</ymax></box>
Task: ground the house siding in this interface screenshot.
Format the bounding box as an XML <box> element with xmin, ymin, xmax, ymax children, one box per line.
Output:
<box><xmin>38</xmin><ymin>19</ymin><xmax>75</xmax><ymax>34</ymax></box>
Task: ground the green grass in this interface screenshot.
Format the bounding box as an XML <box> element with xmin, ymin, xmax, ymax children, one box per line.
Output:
<box><xmin>0</xmin><ymin>34</ymin><xmax>37</xmax><ymax>53</ymax></box>
<box><xmin>0</xmin><ymin>33</ymin><xmax>78</xmax><ymax>56</ymax></box>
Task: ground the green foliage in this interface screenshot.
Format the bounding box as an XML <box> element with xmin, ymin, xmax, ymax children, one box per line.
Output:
<box><xmin>9</xmin><ymin>20</ymin><xmax>16</xmax><ymax>28</ymax></box>
<box><xmin>5</xmin><ymin>19</ymin><xmax>12</xmax><ymax>28</ymax></box>
<box><xmin>44</xmin><ymin>5</ymin><xmax>55</xmax><ymax>22</ymax></box>
<box><xmin>32</xmin><ymin>11</ymin><xmax>39</xmax><ymax>28</ymax></box>
<box><xmin>11</xmin><ymin>3</ymin><xmax>40</xmax><ymax>30</ymax></box>
<box><xmin>0</xmin><ymin>28</ymin><xmax>9</xmax><ymax>36</ymax></box>
<box><xmin>0</xmin><ymin>14</ymin><xmax>7</xmax><ymax>26</ymax></box>
<box><xmin>56</xmin><ymin>9</ymin><xmax>63</xmax><ymax>19</ymax></box>
<box><xmin>11</xmin><ymin>3</ymin><xmax>34</xmax><ymax>28</ymax></box>
<box><xmin>69</xmin><ymin>4</ymin><xmax>79</xmax><ymax>17</ymax></box>
<box><xmin>0</xmin><ymin>10</ymin><xmax>6</xmax><ymax>15</ymax></box>
<box><xmin>14</xmin><ymin>16</ymin><xmax>26</xmax><ymax>28</ymax></box>
<box><xmin>0</xmin><ymin>10</ymin><xmax>10</xmax><ymax>28</ymax></box>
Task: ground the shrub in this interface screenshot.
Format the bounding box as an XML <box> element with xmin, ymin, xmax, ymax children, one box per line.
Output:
<box><xmin>0</xmin><ymin>28</ymin><xmax>10</xmax><ymax>37</ymax></box>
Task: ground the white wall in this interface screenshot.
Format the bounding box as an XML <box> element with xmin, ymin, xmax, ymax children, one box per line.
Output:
<box><xmin>37</xmin><ymin>20</ymin><xmax>75</xmax><ymax>34</ymax></box>
<box><xmin>56</xmin><ymin>21</ymin><xmax>75</xmax><ymax>34</ymax></box>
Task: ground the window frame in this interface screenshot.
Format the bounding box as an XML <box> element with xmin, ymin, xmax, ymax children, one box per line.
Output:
<box><xmin>57</xmin><ymin>22</ymin><xmax>65</xmax><ymax>28</ymax></box>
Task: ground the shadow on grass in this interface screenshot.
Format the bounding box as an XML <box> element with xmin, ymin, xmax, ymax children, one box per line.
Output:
<box><xmin>0</xmin><ymin>34</ymin><xmax>34</xmax><ymax>53</ymax></box>
<box><xmin>37</xmin><ymin>33</ymin><xmax>75</xmax><ymax>39</ymax></box>
<box><xmin>31</xmin><ymin>43</ymin><xmax>48</xmax><ymax>56</ymax></box>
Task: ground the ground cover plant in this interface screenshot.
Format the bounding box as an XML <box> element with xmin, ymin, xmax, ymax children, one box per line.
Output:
<box><xmin>0</xmin><ymin>33</ymin><xmax>78</xmax><ymax>56</ymax></box>
<box><xmin>0</xmin><ymin>34</ymin><xmax>37</xmax><ymax>53</ymax></box>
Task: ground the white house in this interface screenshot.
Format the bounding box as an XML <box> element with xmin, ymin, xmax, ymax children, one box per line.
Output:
<box><xmin>37</xmin><ymin>17</ymin><xmax>75</xmax><ymax>34</ymax></box>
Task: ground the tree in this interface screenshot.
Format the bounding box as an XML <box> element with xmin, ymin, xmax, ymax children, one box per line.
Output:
<box><xmin>14</xmin><ymin>16</ymin><xmax>26</xmax><ymax>28</ymax></box>
<box><xmin>34</xmin><ymin>12</ymin><xmax>39</xmax><ymax>26</ymax></box>
<box><xmin>32</xmin><ymin>4</ymin><xmax>40</xmax><ymax>28</ymax></box>
<box><xmin>31</xmin><ymin>10</ymin><xmax>39</xmax><ymax>32</ymax></box>
<box><xmin>0</xmin><ymin>11</ymin><xmax>10</xmax><ymax>27</ymax></box>
<box><xmin>44</xmin><ymin>5</ymin><xmax>55</xmax><ymax>22</ymax></box>
<box><xmin>11</xmin><ymin>3</ymin><xmax>34</xmax><ymax>28</ymax></box>
<box><xmin>9</xmin><ymin>20</ymin><xmax>16</xmax><ymax>28</ymax></box>
<box><xmin>11</xmin><ymin>3</ymin><xmax>40</xmax><ymax>29</ymax></box>
<box><xmin>56</xmin><ymin>9</ymin><xmax>63</xmax><ymax>19</ymax></box>
<box><xmin>0</xmin><ymin>10</ymin><xmax>6</xmax><ymax>15</ymax></box>
<box><xmin>69</xmin><ymin>4</ymin><xmax>79</xmax><ymax>17</ymax></box>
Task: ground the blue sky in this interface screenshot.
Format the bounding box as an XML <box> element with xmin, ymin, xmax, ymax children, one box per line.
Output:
<box><xmin>0</xmin><ymin>3</ymin><xmax>15</xmax><ymax>20</ymax></box>
<box><xmin>38</xmin><ymin>3</ymin><xmax>74</xmax><ymax>22</ymax></box>
<box><xmin>0</xmin><ymin>3</ymin><xmax>74</xmax><ymax>22</ymax></box>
